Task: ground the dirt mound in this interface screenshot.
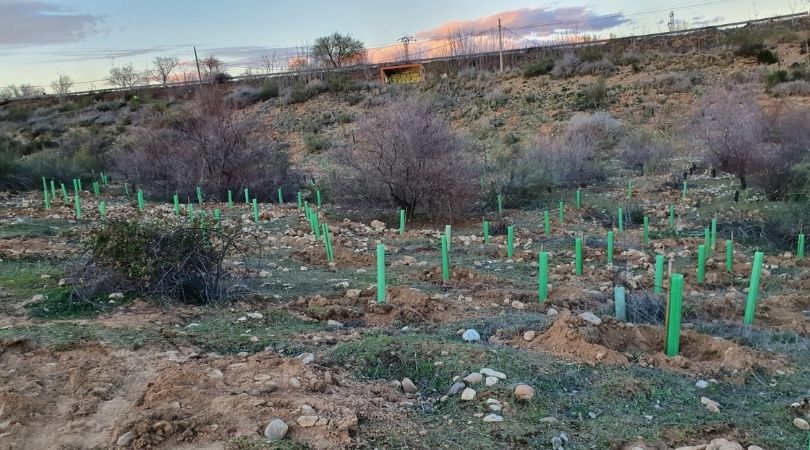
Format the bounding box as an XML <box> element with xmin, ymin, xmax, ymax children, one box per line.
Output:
<box><xmin>418</xmin><ymin>266</ymin><xmax>495</xmax><ymax>288</ymax></box>
<box><xmin>290</xmin><ymin>245</ymin><xmax>374</xmax><ymax>268</ymax></box>
<box><xmin>498</xmin><ymin>310</ymin><xmax>781</xmax><ymax>377</ymax></box>
<box><xmin>703</xmin><ymin>293</ymin><xmax>810</xmax><ymax>336</ymax></box>
<box><xmin>0</xmin><ymin>236</ymin><xmax>73</xmax><ymax>258</ymax></box>
<box><xmin>0</xmin><ymin>341</ymin><xmax>402</xmax><ymax>449</ymax></box>
<box><xmin>298</xmin><ymin>286</ymin><xmax>468</xmax><ymax>326</ymax></box>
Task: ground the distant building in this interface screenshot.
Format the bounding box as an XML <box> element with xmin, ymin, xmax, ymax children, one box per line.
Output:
<box><xmin>380</xmin><ymin>64</ymin><xmax>424</xmax><ymax>84</ymax></box>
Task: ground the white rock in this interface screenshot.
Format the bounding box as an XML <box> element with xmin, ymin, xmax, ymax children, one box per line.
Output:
<box><xmin>462</xmin><ymin>329</ymin><xmax>481</xmax><ymax>342</ymax></box>
<box><xmin>246</xmin><ymin>312</ymin><xmax>263</xmax><ymax>319</ymax></box>
<box><xmin>695</xmin><ymin>380</ymin><xmax>709</xmax><ymax>389</ymax></box>
<box><xmin>346</xmin><ymin>289</ymin><xmax>362</xmax><ymax>298</ymax></box>
<box><xmin>297</xmin><ymin>415</ymin><xmax>319</xmax><ymax>427</ymax></box>
<box><xmin>578</xmin><ymin>311</ymin><xmax>602</xmax><ymax>326</ymax></box>
<box><xmin>116</xmin><ymin>431</ymin><xmax>135</xmax><ymax>447</ymax></box>
<box><xmin>461</xmin><ymin>388</ymin><xmax>476</xmax><ymax>401</ymax></box>
<box><xmin>794</xmin><ymin>417</ymin><xmax>810</xmax><ymax>430</ymax></box>
<box><xmin>297</xmin><ymin>353</ymin><xmax>315</xmax><ymax>364</ymax></box>
<box><xmin>522</xmin><ymin>331</ymin><xmax>536</xmax><ymax>342</ymax></box>
<box><xmin>480</xmin><ymin>368</ymin><xmax>506</xmax><ymax>379</ymax></box>
<box><xmin>108</xmin><ymin>292</ymin><xmax>124</xmax><ymax>300</ymax></box>
<box><xmin>485</xmin><ymin>376</ymin><xmax>499</xmax><ymax>386</ymax></box>
<box><xmin>402</xmin><ymin>378</ymin><xmax>418</xmax><ymax>393</ymax></box>
<box><xmin>483</xmin><ymin>414</ymin><xmax>503</xmax><ymax>422</ymax></box>
<box><xmin>514</xmin><ymin>384</ymin><xmax>534</xmax><ymax>401</ymax></box>
<box><xmin>327</xmin><ymin>320</ymin><xmax>343</xmax><ymax>328</ymax></box>
<box><xmin>264</xmin><ymin>419</ymin><xmax>288</xmax><ymax>441</ymax></box>
<box><xmin>547</xmin><ymin>308</ymin><xmax>559</xmax><ymax>316</ymax></box>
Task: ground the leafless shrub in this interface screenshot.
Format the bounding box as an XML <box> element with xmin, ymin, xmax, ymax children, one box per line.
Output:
<box><xmin>751</xmin><ymin>106</ymin><xmax>810</xmax><ymax>200</ymax></box>
<box><xmin>329</xmin><ymin>98</ymin><xmax>477</xmax><ymax>217</ymax></box>
<box><xmin>224</xmin><ymin>85</ymin><xmax>259</xmax><ymax>109</ymax></box>
<box><xmin>649</xmin><ymin>73</ymin><xmax>693</xmax><ymax>93</ymax></box>
<box><xmin>50</xmin><ymin>74</ymin><xmax>74</xmax><ymax>103</ymax></box>
<box><xmin>109</xmin><ymin>63</ymin><xmax>142</xmax><ymax>90</ymax></box>
<box><xmin>770</xmin><ymin>80</ymin><xmax>810</xmax><ymax>97</ymax></box>
<box><xmin>113</xmin><ymin>88</ymin><xmax>301</xmax><ymax>200</ymax></box>
<box><xmin>577</xmin><ymin>57</ymin><xmax>616</xmax><ymax>76</ymax></box>
<box><xmin>618</xmin><ymin>129</ymin><xmax>673</xmax><ymax>175</ymax></box>
<box><xmin>551</xmin><ymin>52</ymin><xmax>581</xmax><ymax>78</ymax></box>
<box><xmin>692</xmin><ymin>87</ymin><xmax>763</xmax><ymax>189</ymax></box>
<box><xmin>566</xmin><ymin>112</ymin><xmax>624</xmax><ymax>148</ymax></box>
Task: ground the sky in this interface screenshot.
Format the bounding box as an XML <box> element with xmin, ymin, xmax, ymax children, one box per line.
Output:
<box><xmin>0</xmin><ymin>0</ymin><xmax>805</xmax><ymax>90</ymax></box>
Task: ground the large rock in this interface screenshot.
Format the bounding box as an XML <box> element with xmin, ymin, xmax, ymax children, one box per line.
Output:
<box><xmin>514</xmin><ymin>384</ymin><xmax>534</xmax><ymax>401</ymax></box>
<box><xmin>116</xmin><ymin>431</ymin><xmax>135</xmax><ymax>447</ymax></box>
<box><xmin>480</xmin><ymin>368</ymin><xmax>506</xmax><ymax>379</ymax></box>
<box><xmin>463</xmin><ymin>372</ymin><xmax>483</xmax><ymax>384</ymax></box>
<box><xmin>578</xmin><ymin>311</ymin><xmax>602</xmax><ymax>326</ymax></box>
<box><xmin>264</xmin><ymin>419</ymin><xmax>288</xmax><ymax>441</ymax></box>
<box><xmin>461</xmin><ymin>388</ymin><xmax>476</xmax><ymax>401</ymax></box>
<box><xmin>297</xmin><ymin>415</ymin><xmax>319</xmax><ymax>428</ymax></box>
<box><xmin>447</xmin><ymin>382</ymin><xmax>466</xmax><ymax>395</ymax></box>
<box><xmin>401</xmin><ymin>378</ymin><xmax>417</xmax><ymax>393</ymax></box>
<box><xmin>462</xmin><ymin>329</ymin><xmax>481</xmax><ymax>342</ymax></box>
<box><xmin>794</xmin><ymin>417</ymin><xmax>810</xmax><ymax>430</ymax></box>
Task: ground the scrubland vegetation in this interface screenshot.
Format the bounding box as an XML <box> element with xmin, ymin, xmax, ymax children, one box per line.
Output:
<box><xmin>1</xmin><ymin>18</ymin><xmax>810</xmax><ymax>450</ymax></box>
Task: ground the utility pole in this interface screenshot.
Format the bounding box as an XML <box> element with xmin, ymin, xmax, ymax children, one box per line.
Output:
<box><xmin>668</xmin><ymin>11</ymin><xmax>675</xmax><ymax>31</ymax></box>
<box><xmin>498</xmin><ymin>19</ymin><xmax>504</xmax><ymax>73</ymax></box>
<box><xmin>398</xmin><ymin>36</ymin><xmax>414</xmax><ymax>62</ymax></box>
<box><xmin>193</xmin><ymin>46</ymin><xmax>203</xmax><ymax>86</ymax></box>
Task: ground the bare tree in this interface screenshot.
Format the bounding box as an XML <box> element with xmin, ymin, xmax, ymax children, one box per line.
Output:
<box><xmin>152</xmin><ymin>56</ymin><xmax>180</xmax><ymax>87</ymax></box>
<box><xmin>693</xmin><ymin>87</ymin><xmax>763</xmax><ymax>189</ymax></box>
<box><xmin>330</xmin><ymin>98</ymin><xmax>477</xmax><ymax>217</ymax></box>
<box><xmin>50</xmin><ymin>74</ymin><xmax>74</xmax><ymax>103</ymax></box>
<box><xmin>311</xmin><ymin>32</ymin><xmax>366</xmax><ymax>68</ymax></box>
<box><xmin>109</xmin><ymin>63</ymin><xmax>141</xmax><ymax>90</ymax></box>
<box><xmin>200</xmin><ymin>55</ymin><xmax>225</xmax><ymax>81</ymax></box>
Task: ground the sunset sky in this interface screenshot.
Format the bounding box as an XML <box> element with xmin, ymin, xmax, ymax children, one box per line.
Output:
<box><xmin>0</xmin><ymin>0</ymin><xmax>803</xmax><ymax>90</ymax></box>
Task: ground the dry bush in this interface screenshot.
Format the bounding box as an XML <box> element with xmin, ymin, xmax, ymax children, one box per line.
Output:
<box><xmin>551</xmin><ymin>53</ymin><xmax>581</xmax><ymax>78</ymax></box>
<box><xmin>577</xmin><ymin>57</ymin><xmax>616</xmax><ymax>77</ymax></box>
<box><xmin>329</xmin><ymin>98</ymin><xmax>477</xmax><ymax>217</ymax></box>
<box><xmin>618</xmin><ymin>129</ymin><xmax>673</xmax><ymax>175</ymax></box>
<box><xmin>649</xmin><ymin>73</ymin><xmax>694</xmax><ymax>93</ymax></box>
<box><xmin>751</xmin><ymin>106</ymin><xmax>810</xmax><ymax>200</ymax></box>
<box><xmin>692</xmin><ymin>87</ymin><xmax>763</xmax><ymax>189</ymax></box>
<box><xmin>113</xmin><ymin>88</ymin><xmax>301</xmax><ymax>200</ymax></box>
<box><xmin>224</xmin><ymin>85</ymin><xmax>259</xmax><ymax>108</ymax></box>
<box><xmin>770</xmin><ymin>80</ymin><xmax>810</xmax><ymax>97</ymax></box>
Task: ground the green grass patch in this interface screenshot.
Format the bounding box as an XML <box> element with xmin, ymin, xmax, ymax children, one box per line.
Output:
<box><xmin>0</xmin><ymin>322</ymin><xmax>162</xmax><ymax>350</ymax></box>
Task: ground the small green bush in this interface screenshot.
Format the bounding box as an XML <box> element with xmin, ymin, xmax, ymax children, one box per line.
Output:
<box><xmin>764</xmin><ymin>70</ymin><xmax>790</xmax><ymax>87</ymax></box>
<box><xmin>756</xmin><ymin>49</ymin><xmax>779</xmax><ymax>65</ymax></box>
<box><xmin>303</xmin><ymin>132</ymin><xmax>330</xmax><ymax>153</ymax></box>
<box><xmin>257</xmin><ymin>79</ymin><xmax>280</xmax><ymax>100</ymax></box>
<box><xmin>577</xmin><ymin>46</ymin><xmax>603</xmax><ymax>62</ymax></box>
<box><xmin>5</xmin><ymin>106</ymin><xmax>30</xmax><ymax>122</ymax></box>
<box><xmin>522</xmin><ymin>58</ymin><xmax>554</xmax><ymax>78</ymax></box>
<box><xmin>575</xmin><ymin>80</ymin><xmax>609</xmax><ymax>110</ymax></box>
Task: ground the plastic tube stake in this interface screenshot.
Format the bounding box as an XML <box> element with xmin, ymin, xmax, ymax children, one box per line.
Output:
<box><xmin>726</xmin><ymin>239</ymin><xmax>733</xmax><ymax>272</ymax></box>
<box><xmin>607</xmin><ymin>231</ymin><xmax>614</xmax><ymax>266</ymax></box>
<box><xmin>682</xmin><ymin>181</ymin><xmax>687</xmax><ymax>199</ymax></box>
<box><xmin>575</xmin><ymin>237</ymin><xmax>583</xmax><ymax>276</ymax></box>
<box><xmin>252</xmin><ymin>198</ymin><xmax>259</xmax><ymax>223</ymax></box>
<box><xmin>483</xmin><ymin>220</ymin><xmax>490</xmax><ymax>243</ymax></box>
<box><xmin>137</xmin><ymin>190</ymin><xmax>144</xmax><ymax>212</ymax></box>
<box><xmin>399</xmin><ymin>209</ymin><xmax>406</xmax><ymax>235</ymax></box>
<box><xmin>668</xmin><ymin>205</ymin><xmax>675</xmax><ymax>229</ymax></box>
<box><xmin>798</xmin><ymin>233</ymin><xmax>805</xmax><ymax>260</ymax></box>
<box><xmin>244</xmin><ymin>188</ymin><xmax>249</xmax><ymax>204</ymax></box>
<box><xmin>704</xmin><ymin>228</ymin><xmax>711</xmax><ymax>257</ymax></box>
<box><xmin>743</xmin><ymin>251</ymin><xmax>764</xmax><ymax>325</ymax></box>
<box><xmin>173</xmin><ymin>194</ymin><xmax>180</xmax><ymax>216</ymax></box>
<box><xmin>227</xmin><ymin>190</ymin><xmax>233</xmax><ymax>208</ymax></box>
<box><xmin>643</xmin><ymin>216</ymin><xmax>649</xmax><ymax>245</ymax></box>
<box><xmin>544</xmin><ymin>210</ymin><xmax>550</xmax><ymax>236</ymax></box>
<box><xmin>710</xmin><ymin>218</ymin><xmax>717</xmax><ymax>251</ymax></box>
<box><xmin>697</xmin><ymin>244</ymin><xmax>706</xmax><ymax>284</ymax></box>
<box><xmin>497</xmin><ymin>194</ymin><xmax>503</xmax><ymax>215</ymax></box>
<box><xmin>627</xmin><ymin>180</ymin><xmax>632</xmax><ymax>199</ymax></box>
<box><xmin>576</xmin><ymin>188</ymin><xmax>581</xmax><ymax>209</ymax></box>
<box><xmin>445</xmin><ymin>225</ymin><xmax>451</xmax><ymax>253</ymax></box>
<box><xmin>61</xmin><ymin>183</ymin><xmax>68</xmax><ymax>203</ymax></box>
<box><xmin>665</xmin><ymin>273</ymin><xmax>684</xmax><ymax>356</ymax></box>
<box><xmin>617</xmin><ymin>207</ymin><xmax>623</xmax><ymax>232</ymax></box>
<box><xmin>74</xmin><ymin>193</ymin><xmax>81</xmax><ymax>218</ymax></box>
<box><xmin>614</xmin><ymin>286</ymin><xmax>626</xmax><ymax>321</ymax></box>
<box><xmin>214</xmin><ymin>208</ymin><xmax>221</xmax><ymax>228</ymax></box>
<box><xmin>376</xmin><ymin>243</ymin><xmax>385</xmax><ymax>303</ymax></box>
<box><xmin>558</xmin><ymin>201</ymin><xmax>564</xmax><ymax>224</ymax></box>
<box><xmin>99</xmin><ymin>201</ymin><xmax>106</xmax><ymax>219</ymax></box>
<box><xmin>124</xmin><ymin>183</ymin><xmax>129</xmax><ymax>197</ymax></box>
<box><xmin>654</xmin><ymin>254</ymin><xmax>665</xmax><ymax>294</ymax></box>
<box><xmin>297</xmin><ymin>191</ymin><xmax>303</xmax><ymax>209</ymax></box>
<box><xmin>538</xmin><ymin>251</ymin><xmax>549</xmax><ymax>302</ymax></box>
<box><xmin>441</xmin><ymin>235</ymin><xmax>450</xmax><ymax>282</ymax></box>
<box><xmin>196</xmin><ymin>186</ymin><xmax>203</xmax><ymax>205</ymax></box>
<box><xmin>316</xmin><ymin>190</ymin><xmax>321</xmax><ymax>207</ymax></box>
<box><xmin>506</xmin><ymin>225</ymin><xmax>514</xmax><ymax>259</ymax></box>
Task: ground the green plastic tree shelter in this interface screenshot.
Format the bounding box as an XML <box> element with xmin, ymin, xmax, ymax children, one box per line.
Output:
<box><xmin>506</xmin><ymin>226</ymin><xmax>514</xmax><ymax>259</ymax></box>
<box><xmin>376</xmin><ymin>243</ymin><xmax>385</xmax><ymax>303</ymax></box>
<box><xmin>575</xmin><ymin>237</ymin><xmax>583</xmax><ymax>276</ymax></box>
<box><xmin>743</xmin><ymin>251</ymin><xmax>765</xmax><ymax>325</ymax></box>
<box><xmin>399</xmin><ymin>209</ymin><xmax>406</xmax><ymax>235</ymax></box>
<box><xmin>537</xmin><ymin>251</ymin><xmax>549</xmax><ymax>302</ymax></box>
<box><xmin>665</xmin><ymin>273</ymin><xmax>684</xmax><ymax>356</ymax></box>
<box><xmin>441</xmin><ymin>235</ymin><xmax>450</xmax><ymax>282</ymax></box>
<box><xmin>654</xmin><ymin>254</ymin><xmax>665</xmax><ymax>294</ymax></box>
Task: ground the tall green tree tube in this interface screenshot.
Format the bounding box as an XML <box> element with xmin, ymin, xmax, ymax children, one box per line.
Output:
<box><xmin>575</xmin><ymin>237</ymin><xmax>583</xmax><ymax>276</ymax></box>
<box><xmin>441</xmin><ymin>235</ymin><xmax>450</xmax><ymax>282</ymax></box>
<box><xmin>654</xmin><ymin>254</ymin><xmax>665</xmax><ymax>294</ymax></box>
<box><xmin>538</xmin><ymin>251</ymin><xmax>549</xmax><ymax>303</ymax></box>
<box><xmin>697</xmin><ymin>244</ymin><xmax>706</xmax><ymax>284</ymax></box>
<box><xmin>376</xmin><ymin>243</ymin><xmax>386</xmax><ymax>303</ymax></box>
<box><xmin>607</xmin><ymin>231</ymin><xmax>614</xmax><ymax>266</ymax></box>
<box><xmin>743</xmin><ymin>251</ymin><xmax>764</xmax><ymax>325</ymax></box>
<box><xmin>507</xmin><ymin>226</ymin><xmax>514</xmax><ymax>259</ymax></box>
<box><xmin>665</xmin><ymin>273</ymin><xmax>684</xmax><ymax>356</ymax></box>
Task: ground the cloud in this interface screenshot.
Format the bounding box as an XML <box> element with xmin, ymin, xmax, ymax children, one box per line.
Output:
<box><xmin>415</xmin><ymin>6</ymin><xmax>630</xmax><ymax>40</ymax></box>
<box><xmin>0</xmin><ymin>0</ymin><xmax>103</xmax><ymax>46</ymax></box>
<box><xmin>38</xmin><ymin>45</ymin><xmax>190</xmax><ymax>63</ymax></box>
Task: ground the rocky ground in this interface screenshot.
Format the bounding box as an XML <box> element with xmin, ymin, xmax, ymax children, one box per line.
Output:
<box><xmin>1</xmin><ymin>167</ymin><xmax>809</xmax><ymax>449</ymax></box>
